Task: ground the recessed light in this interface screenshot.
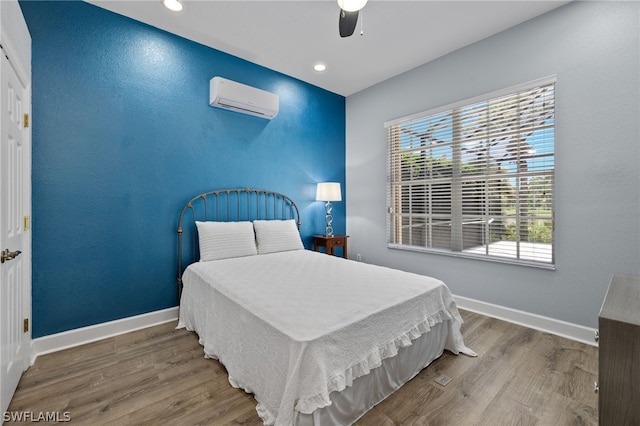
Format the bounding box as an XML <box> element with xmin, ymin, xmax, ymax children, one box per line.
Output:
<box><xmin>162</xmin><ymin>0</ymin><xmax>183</xmax><ymax>12</ymax></box>
<box><xmin>314</xmin><ymin>63</ymin><xmax>327</xmax><ymax>72</ymax></box>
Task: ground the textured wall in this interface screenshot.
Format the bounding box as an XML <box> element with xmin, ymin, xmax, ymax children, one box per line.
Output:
<box><xmin>20</xmin><ymin>1</ymin><xmax>346</xmax><ymax>338</ymax></box>
<box><xmin>346</xmin><ymin>1</ymin><xmax>639</xmax><ymax>328</ymax></box>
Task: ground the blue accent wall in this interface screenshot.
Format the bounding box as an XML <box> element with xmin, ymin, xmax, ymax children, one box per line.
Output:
<box><xmin>20</xmin><ymin>1</ymin><xmax>346</xmax><ymax>338</ymax></box>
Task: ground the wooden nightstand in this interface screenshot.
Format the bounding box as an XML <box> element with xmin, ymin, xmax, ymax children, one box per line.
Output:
<box><xmin>313</xmin><ymin>235</ymin><xmax>349</xmax><ymax>259</ymax></box>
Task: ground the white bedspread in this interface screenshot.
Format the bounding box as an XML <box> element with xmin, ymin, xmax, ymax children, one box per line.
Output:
<box><xmin>177</xmin><ymin>250</ymin><xmax>475</xmax><ymax>425</ymax></box>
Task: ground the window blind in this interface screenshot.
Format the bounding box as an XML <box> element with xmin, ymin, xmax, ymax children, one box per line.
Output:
<box><xmin>386</xmin><ymin>77</ymin><xmax>556</xmax><ymax>267</ymax></box>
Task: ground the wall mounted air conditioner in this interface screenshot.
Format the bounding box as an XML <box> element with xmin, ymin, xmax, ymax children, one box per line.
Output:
<box><xmin>209</xmin><ymin>76</ymin><xmax>279</xmax><ymax>120</ymax></box>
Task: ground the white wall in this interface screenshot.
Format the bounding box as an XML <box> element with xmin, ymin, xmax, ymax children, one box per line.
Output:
<box><xmin>346</xmin><ymin>1</ymin><xmax>639</xmax><ymax>328</ymax></box>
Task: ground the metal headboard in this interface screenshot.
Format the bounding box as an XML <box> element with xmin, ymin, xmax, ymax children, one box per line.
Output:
<box><xmin>176</xmin><ymin>188</ymin><xmax>301</xmax><ymax>292</ymax></box>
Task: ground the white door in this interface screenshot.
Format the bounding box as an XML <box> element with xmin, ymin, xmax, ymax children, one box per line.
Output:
<box><xmin>0</xmin><ymin>1</ymin><xmax>32</xmax><ymax>414</ymax></box>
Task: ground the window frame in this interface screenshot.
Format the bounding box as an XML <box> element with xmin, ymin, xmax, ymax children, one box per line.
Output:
<box><xmin>385</xmin><ymin>76</ymin><xmax>557</xmax><ymax>269</ymax></box>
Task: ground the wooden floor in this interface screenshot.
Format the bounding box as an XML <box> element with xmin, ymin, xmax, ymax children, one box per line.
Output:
<box><xmin>7</xmin><ymin>310</ymin><xmax>598</xmax><ymax>425</ymax></box>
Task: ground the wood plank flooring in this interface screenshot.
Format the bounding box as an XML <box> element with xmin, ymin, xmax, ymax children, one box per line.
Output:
<box><xmin>7</xmin><ymin>310</ymin><xmax>598</xmax><ymax>425</ymax></box>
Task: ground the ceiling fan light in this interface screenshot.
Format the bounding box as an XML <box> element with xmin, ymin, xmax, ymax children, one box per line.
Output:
<box><xmin>162</xmin><ymin>0</ymin><xmax>183</xmax><ymax>12</ymax></box>
<box><xmin>337</xmin><ymin>0</ymin><xmax>368</xmax><ymax>12</ymax></box>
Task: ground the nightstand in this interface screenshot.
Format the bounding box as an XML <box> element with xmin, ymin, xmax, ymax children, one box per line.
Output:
<box><xmin>313</xmin><ymin>235</ymin><xmax>349</xmax><ymax>259</ymax></box>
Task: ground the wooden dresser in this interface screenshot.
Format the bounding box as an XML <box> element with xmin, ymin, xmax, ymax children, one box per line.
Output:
<box><xmin>598</xmin><ymin>273</ymin><xmax>640</xmax><ymax>425</ymax></box>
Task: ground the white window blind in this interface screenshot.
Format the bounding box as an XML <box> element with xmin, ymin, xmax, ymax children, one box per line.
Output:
<box><xmin>386</xmin><ymin>77</ymin><xmax>555</xmax><ymax>267</ymax></box>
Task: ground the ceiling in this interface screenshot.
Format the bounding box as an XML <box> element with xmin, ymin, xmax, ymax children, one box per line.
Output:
<box><xmin>86</xmin><ymin>0</ymin><xmax>570</xmax><ymax>96</ymax></box>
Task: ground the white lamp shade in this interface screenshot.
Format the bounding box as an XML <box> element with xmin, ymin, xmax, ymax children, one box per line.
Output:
<box><xmin>316</xmin><ymin>182</ymin><xmax>342</xmax><ymax>202</ymax></box>
<box><xmin>337</xmin><ymin>0</ymin><xmax>368</xmax><ymax>12</ymax></box>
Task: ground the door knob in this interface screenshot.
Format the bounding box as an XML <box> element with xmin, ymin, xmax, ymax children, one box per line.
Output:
<box><xmin>0</xmin><ymin>249</ymin><xmax>22</xmax><ymax>263</ymax></box>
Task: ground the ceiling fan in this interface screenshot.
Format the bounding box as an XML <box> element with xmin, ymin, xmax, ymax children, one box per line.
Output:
<box><xmin>337</xmin><ymin>0</ymin><xmax>368</xmax><ymax>37</ymax></box>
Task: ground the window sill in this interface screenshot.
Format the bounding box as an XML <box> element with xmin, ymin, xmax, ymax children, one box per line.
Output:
<box><xmin>387</xmin><ymin>243</ymin><xmax>556</xmax><ymax>270</ymax></box>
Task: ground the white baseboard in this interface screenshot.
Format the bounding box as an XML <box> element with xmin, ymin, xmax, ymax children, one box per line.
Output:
<box><xmin>454</xmin><ymin>295</ymin><xmax>598</xmax><ymax>347</ymax></box>
<box><xmin>32</xmin><ymin>307</ymin><xmax>179</xmax><ymax>361</ymax></box>
<box><xmin>30</xmin><ymin>296</ymin><xmax>597</xmax><ymax>363</ymax></box>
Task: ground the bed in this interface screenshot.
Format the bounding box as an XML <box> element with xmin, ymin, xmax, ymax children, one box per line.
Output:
<box><xmin>176</xmin><ymin>188</ymin><xmax>475</xmax><ymax>425</ymax></box>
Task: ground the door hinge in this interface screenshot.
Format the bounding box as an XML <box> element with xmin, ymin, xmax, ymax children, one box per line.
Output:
<box><xmin>23</xmin><ymin>318</ymin><xmax>29</xmax><ymax>333</ymax></box>
<box><xmin>24</xmin><ymin>216</ymin><xmax>30</xmax><ymax>231</ymax></box>
<box><xmin>24</xmin><ymin>113</ymin><xmax>29</xmax><ymax>128</ymax></box>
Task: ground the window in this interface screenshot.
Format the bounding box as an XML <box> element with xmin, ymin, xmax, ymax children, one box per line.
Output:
<box><xmin>386</xmin><ymin>77</ymin><xmax>555</xmax><ymax>267</ymax></box>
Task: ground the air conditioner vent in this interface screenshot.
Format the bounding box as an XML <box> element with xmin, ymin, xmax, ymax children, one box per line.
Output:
<box><xmin>209</xmin><ymin>77</ymin><xmax>279</xmax><ymax>120</ymax></box>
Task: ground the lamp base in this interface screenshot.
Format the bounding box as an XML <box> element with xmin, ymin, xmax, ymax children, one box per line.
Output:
<box><xmin>325</xmin><ymin>201</ymin><xmax>334</xmax><ymax>237</ymax></box>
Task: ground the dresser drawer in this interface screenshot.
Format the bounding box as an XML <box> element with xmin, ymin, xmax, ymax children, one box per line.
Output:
<box><xmin>327</xmin><ymin>238</ymin><xmax>346</xmax><ymax>248</ymax></box>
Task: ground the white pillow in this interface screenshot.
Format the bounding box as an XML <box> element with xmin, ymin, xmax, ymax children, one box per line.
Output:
<box><xmin>195</xmin><ymin>221</ymin><xmax>257</xmax><ymax>261</ymax></box>
<box><xmin>253</xmin><ymin>219</ymin><xmax>304</xmax><ymax>254</ymax></box>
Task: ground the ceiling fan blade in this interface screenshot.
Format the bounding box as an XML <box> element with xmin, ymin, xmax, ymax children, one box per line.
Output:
<box><xmin>338</xmin><ymin>9</ymin><xmax>359</xmax><ymax>37</ymax></box>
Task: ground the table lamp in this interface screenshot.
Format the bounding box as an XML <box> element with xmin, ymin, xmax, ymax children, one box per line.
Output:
<box><xmin>316</xmin><ymin>182</ymin><xmax>342</xmax><ymax>237</ymax></box>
